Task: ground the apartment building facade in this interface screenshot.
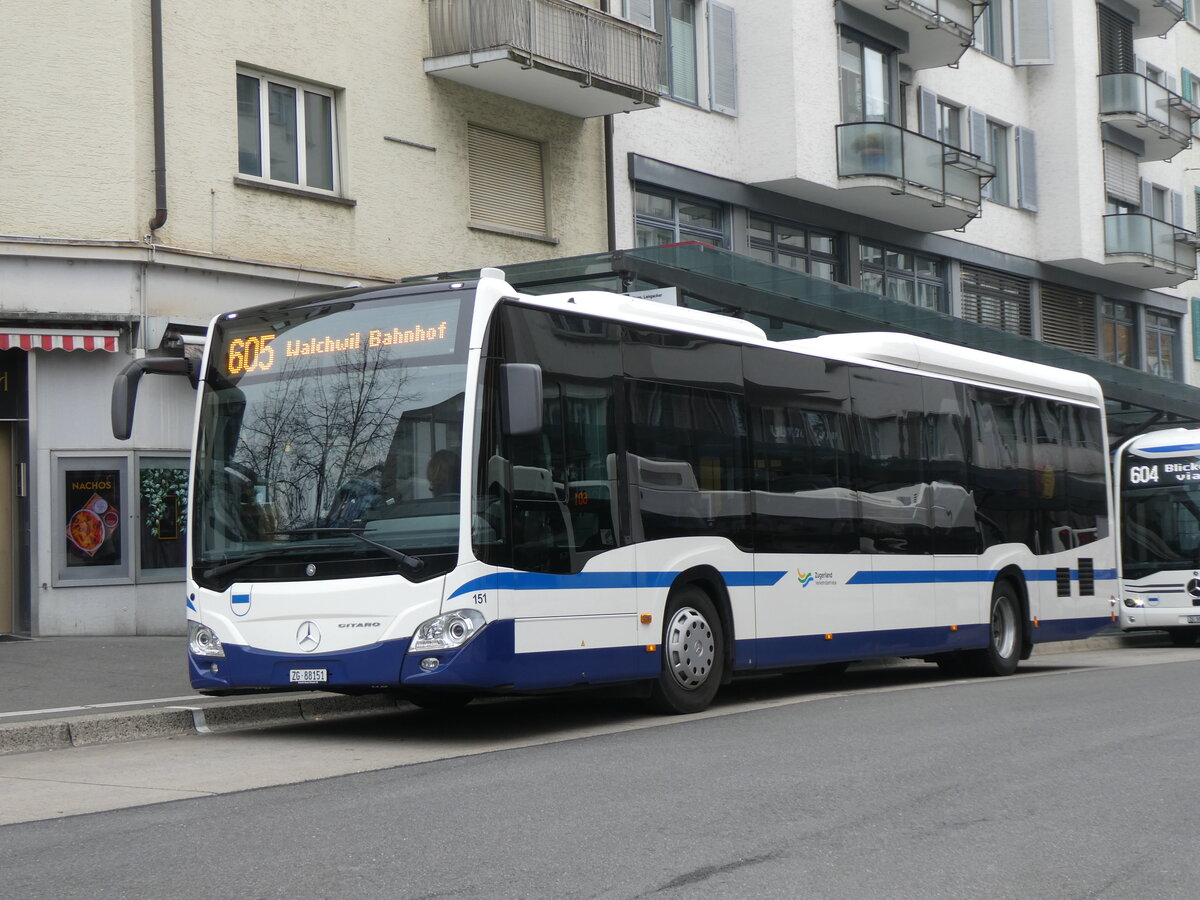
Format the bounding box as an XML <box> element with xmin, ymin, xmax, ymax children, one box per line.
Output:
<box><xmin>606</xmin><ymin>0</ymin><xmax>1200</xmax><ymax>387</ymax></box>
<box><xmin>0</xmin><ymin>0</ymin><xmax>652</xmax><ymax>635</ymax></box>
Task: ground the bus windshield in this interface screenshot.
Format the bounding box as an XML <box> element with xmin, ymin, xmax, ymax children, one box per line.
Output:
<box><xmin>1120</xmin><ymin>457</ymin><xmax>1200</xmax><ymax>577</ymax></box>
<box><xmin>193</xmin><ymin>289</ymin><xmax>471</xmax><ymax>587</ymax></box>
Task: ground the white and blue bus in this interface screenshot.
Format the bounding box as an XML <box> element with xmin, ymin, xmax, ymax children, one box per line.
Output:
<box><xmin>114</xmin><ymin>268</ymin><xmax>1116</xmax><ymax>713</ymax></box>
<box><xmin>1114</xmin><ymin>427</ymin><xmax>1200</xmax><ymax>645</ymax></box>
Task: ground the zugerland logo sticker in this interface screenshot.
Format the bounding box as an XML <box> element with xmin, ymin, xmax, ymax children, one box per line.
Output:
<box><xmin>798</xmin><ymin>570</ymin><xmax>837</xmax><ymax>587</ymax></box>
<box><xmin>231</xmin><ymin>592</ymin><xmax>251</xmax><ymax>617</ymax></box>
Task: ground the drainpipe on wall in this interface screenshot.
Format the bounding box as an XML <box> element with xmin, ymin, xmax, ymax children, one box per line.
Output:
<box><xmin>148</xmin><ymin>0</ymin><xmax>167</xmax><ymax>233</ymax></box>
<box><xmin>600</xmin><ymin>0</ymin><xmax>617</xmax><ymax>253</ymax></box>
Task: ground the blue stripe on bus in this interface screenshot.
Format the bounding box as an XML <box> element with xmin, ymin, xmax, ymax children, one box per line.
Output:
<box><xmin>447</xmin><ymin>570</ymin><xmax>787</xmax><ymax>600</ymax></box>
<box><xmin>449</xmin><ymin>566</ymin><xmax>1116</xmax><ymax>598</ymax></box>
<box><xmin>848</xmin><ymin>568</ymin><xmax>1117</xmax><ymax>586</ymax></box>
<box><xmin>1137</xmin><ymin>443</ymin><xmax>1200</xmax><ymax>454</ymax></box>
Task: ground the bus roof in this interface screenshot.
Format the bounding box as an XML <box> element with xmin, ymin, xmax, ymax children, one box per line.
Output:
<box><xmin>783</xmin><ymin>332</ymin><xmax>1104</xmax><ymax>407</ymax></box>
<box><xmin>518</xmin><ymin>285</ymin><xmax>1103</xmax><ymax>407</ymax></box>
<box><xmin>1118</xmin><ymin>426</ymin><xmax>1200</xmax><ymax>457</ymax></box>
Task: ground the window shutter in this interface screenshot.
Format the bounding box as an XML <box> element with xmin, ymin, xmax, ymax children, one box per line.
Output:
<box><xmin>1103</xmin><ymin>143</ymin><xmax>1140</xmax><ymax>205</ymax></box>
<box><xmin>1041</xmin><ymin>285</ymin><xmax>1097</xmax><ymax>356</ymax></box>
<box><xmin>624</xmin><ymin>0</ymin><xmax>654</xmax><ymax>29</ymax></box>
<box><xmin>918</xmin><ymin>87</ymin><xmax>938</xmax><ymax>139</ymax></box>
<box><xmin>1185</xmin><ymin>68</ymin><xmax>1195</xmax><ymax>103</ymax></box>
<box><xmin>467</xmin><ymin>124</ymin><xmax>548</xmax><ymax>236</ymax></box>
<box><xmin>1097</xmin><ymin>5</ymin><xmax>1135</xmax><ymax>75</ymax></box>
<box><xmin>1173</xmin><ymin>190</ymin><xmax>1185</xmax><ymax>226</ymax></box>
<box><xmin>708</xmin><ymin>1</ymin><xmax>737</xmax><ymax>115</ymax></box>
<box><xmin>1016</xmin><ymin>126</ymin><xmax>1038</xmax><ymax>212</ymax></box>
<box><xmin>968</xmin><ymin>108</ymin><xmax>988</xmax><ymax>159</ymax></box>
<box><xmin>1192</xmin><ymin>298</ymin><xmax>1200</xmax><ymax>361</ymax></box>
<box><xmin>961</xmin><ymin>265</ymin><xmax>1033</xmax><ymax>337</ymax></box>
<box><xmin>1012</xmin><ymin>0</ymin><xmax>1054</xmax><ymax>66</ymax></box>
<box><xmin>1140</xmin><ymin>178</ymin><xmax>1154</xmax><ymax>214</ymax></box>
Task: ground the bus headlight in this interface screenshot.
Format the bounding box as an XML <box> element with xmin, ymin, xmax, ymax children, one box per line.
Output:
<box><xmin>412</xmin><ymin>609</ymin><xmax>486</xmax><ymax>652</ymax></box>
<box><xmin>189</xmin><ymin>621</ymin><xmax>226</xmax><ymax>657</ymax></box>
<box><xmin>1123</xmin><ymin>597</ymin><xmax>1145</xmax><ymax>608</ymax></box>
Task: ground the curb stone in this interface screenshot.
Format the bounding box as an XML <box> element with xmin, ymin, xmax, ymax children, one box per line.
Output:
<box><xmin>0</xmin><ymin>693</ymin><xmax>405</xmax><ymax>756</ymax></box>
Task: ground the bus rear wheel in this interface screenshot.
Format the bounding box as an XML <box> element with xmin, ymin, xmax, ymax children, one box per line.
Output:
<box><xmin>648</xmin><ymin>586</ymin><xmax>724</xmax><ymax>715</ymax></box>
<box><xmin>966</xmin><ymin>579</ymin><xmax>1022</xmax><ymax>677</ymax></box>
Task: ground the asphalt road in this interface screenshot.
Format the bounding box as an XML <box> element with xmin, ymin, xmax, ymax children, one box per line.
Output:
<box><xmin>3</xmin><ymin>646</ymin><xmax>1200</xmax><ymax>899</ymax></box>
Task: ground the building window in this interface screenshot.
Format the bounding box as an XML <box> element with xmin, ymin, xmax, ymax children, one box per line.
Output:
<box><xmin>1102</xmin><ymin>300</ymin><xmax>1136</xmax><ymax>367</ymax></box>
<box><xmin>138</xmin><ymin>456</ymin><xmax>188</xmax><ymax>580</ymax></box>
<box><xmin>974</xmin><ymin>1</ymin><xmax>1005</xmax><ymax>60</ymax></box>
<box><xmin>983</xmin><ymin>120</ymin><xmax>1011</xmax><ymax>204</ymax></box>
<box><xmin>635</xmin><ymin>188</ymin><xmax>724</xmax><ymax>247</ymax></box>
<box><xmin>468</xmin><ymin>125</ymin><xmax>549</xmax><ymax>238</ymax></box>
<box><xmin>838</xmin><ymin>31</ymin><xmax>895</xmax><ymax>123</ymax></box>
<box><xmin>747</xmin><ymin>216</ymin><xmax>839</xmax><ymax>281</ymax></box>
<box><xmin>634</xmin><ymin>0</ymin><xmax>698</xmax><ymax>103</ymax></box>
<box><xmin>938</xmin><ymin>101</ymin><xmax>963</xmax><ymax>148</ymax></box>
<box><xmin>860</xmin><ymin>243</ymin><xmax>945</xmax><ymax>311</ymax></box>
<box><xmin>54</xmin><ymin>455</ymin><xmax>131</xmax><ymax>585</ymax></box>
<box><xmin>1145</xmin><ymin>311</ymin><xmax>1178</xmax><ymax>378</ymax></box>
<box><xmin>237</xmin><ymin>70</ymin><xmax>337</xmax><ymax>192</ymax></box>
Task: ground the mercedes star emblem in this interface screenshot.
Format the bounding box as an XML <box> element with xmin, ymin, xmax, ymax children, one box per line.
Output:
<box><xmin>296</xmin><ymin>620</ymin><xmax>321</xmax><ymax>652</ymax></box>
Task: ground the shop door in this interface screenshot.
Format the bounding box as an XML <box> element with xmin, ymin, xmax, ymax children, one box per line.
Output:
<box><xmin>0</xmin><ymin>423</ymin><xmax>12</xmax><ymax>633</ymax></box>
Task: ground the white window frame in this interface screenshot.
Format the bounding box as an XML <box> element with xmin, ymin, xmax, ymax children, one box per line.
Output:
<box><xmin>237</xmin><ymin>68</ymin><xmax>340</xmax><ymax>195</ymax></box>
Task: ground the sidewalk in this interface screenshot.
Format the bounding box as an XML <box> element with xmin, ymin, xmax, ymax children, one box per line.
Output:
<box><xmin>0</xmin><ymin>635</ymin><xmax>403</xmax><ymax>755</ymax></box>
<box><xmin>0</xmin><ymin>628</ymin><xmax>1169</xmax><ymax>756</ymax></box>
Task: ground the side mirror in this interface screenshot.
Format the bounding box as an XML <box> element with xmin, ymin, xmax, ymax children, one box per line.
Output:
<box><xmin>112</xmin><ymin>357</ymin><xmax>198</xmax><ymax>440</ymax></box>
<box><xmin>500</xmin><ymin>363</ymin><xmax>543</xmax><ymax>436</ymax></box>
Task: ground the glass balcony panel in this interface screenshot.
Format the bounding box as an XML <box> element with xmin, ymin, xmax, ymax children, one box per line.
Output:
<box><xmin>1099</xmin><ymin>74</ymin><xmax>1144</xmax><ymax>115</ymax></box>
<box><xmin>1145</xmin><ymin>80</ymin><xmax>1170</xmax><ymax>127</ymax></box>
<box><xmin>839</xmin><ymin>123</ymin><xmax>903</xmax><ymax>178</ymax></box>
<box><xmin>943</xmin><ymin>165</ymin><xmax>980</xmax><ymax>203</ymax></box>
<box><xmin>1105</xmin><ymin>214</ymin><xmax>1153</xmax><ymax>257</ymax></box>
<box><xmin>902</xmin><ymin>131</ymin><xmax>944</xmax><ymax>191</ymax></box>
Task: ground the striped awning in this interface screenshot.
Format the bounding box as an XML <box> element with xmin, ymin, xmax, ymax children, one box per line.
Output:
<box><xmin>0</xmin><ymin>328</ymin><xmax>120</xmax><ymax>352</ymax></box>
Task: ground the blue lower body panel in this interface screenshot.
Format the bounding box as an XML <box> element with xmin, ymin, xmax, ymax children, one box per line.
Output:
<box><xmin>1031</xmin><ymin>616</ymin><xmax>1112</xmax><ymax>643</ymax></box>
<box><xmin>752</xmin><ymin>624</ymin><xmax>988</xmax><ymax>670</ymax></box>
<box><xmin>190</xmin><ymin>637</ymin><xmax>411</xmax><ymax>691</ymax></box>
<box><xmin>400</xmin><ymin>620</ymin><xmax>659</xmax><ymax>691</ymax></box>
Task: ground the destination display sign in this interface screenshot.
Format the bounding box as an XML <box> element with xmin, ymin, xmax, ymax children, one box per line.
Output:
<box><xmin>214</xmin><ymin>294</ymin><xmax>463</xmax><ymax>381</ymax></box>
<box><xmin>1123</xmin><ymin>457</ymin><xmax>1200</xmax><ymax>489</ymax></box>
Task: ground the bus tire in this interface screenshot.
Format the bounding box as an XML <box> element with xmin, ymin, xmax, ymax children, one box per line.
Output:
<box><xmin>966</xmin><ymin>579</ymin><xmax>1021</xmax><ymax>677</ymax></box>
<box><xmin>1167</xmin><ymin>628</ymin><xmax>1199</xmax><ymax>647</ymax></box>
<box><xmin>648</xmin><ymin>586</ymin><xmax>725</xmax><ymax>715</ymax></box>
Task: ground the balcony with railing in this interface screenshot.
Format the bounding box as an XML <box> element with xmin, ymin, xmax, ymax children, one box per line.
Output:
<box><xmin>1124</xmin><ymin>0</ymin><xmax>1185</xmax><ymax>37</ymax></box>
<box><xmin>846</xmin><ymin>0</ymin><xmax>985</xmax><ymax>69</ymax></box>
<box><xmin>1104</xmin><ymin>213</ymin><xmax>1198</xmax><ymax>288</ymax></box>
<box><xmin>835</xmin><ymin>122</ymin><xmax>994</xmax><ymax>231</ymax></box>
<box><xmin>424</xmin><ymin>0</ymin><xmax>662</xmax><ymax>117</ymax></box>
<box><xmin>1099</xmin><ymin>73</ymin><xmax>1198</xmax><ymax>161</ymax></box>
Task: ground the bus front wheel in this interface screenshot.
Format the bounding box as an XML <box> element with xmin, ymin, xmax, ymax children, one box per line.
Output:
<box><xmin>1167</xmin><ymin>628</ymin><xmax>1199</xmax><ymax>647</ymax></box>
<box><xmin>648</xmin><ymin>586</ymin><xmax>725</xmax><ymax>715</ymax></box>
<box><xmin>967</xmin><ymin>579</ymin><xmax>1022</xmax><ymax>677</ymax></box>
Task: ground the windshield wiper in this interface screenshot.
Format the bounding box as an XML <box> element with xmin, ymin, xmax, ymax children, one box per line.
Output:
<box><xmin>269</xmin><ymin>527</ymin><xmax>425</xmax><ymax>573</ymax></box>
<box><xmin>200</xmin><ymin>547</ymin><xmax>310</xmax><ymax>581</ymax></box>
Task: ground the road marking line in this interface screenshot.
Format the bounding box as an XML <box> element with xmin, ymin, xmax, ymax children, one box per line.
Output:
<box><xmin>0</xmin><ymin>696</ymin><xmax>202</xmax><ymax>719</ymax></box>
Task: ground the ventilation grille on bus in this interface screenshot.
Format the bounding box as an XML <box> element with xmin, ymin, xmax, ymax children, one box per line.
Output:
<box><xmin>1078</xmin><ymin>558</ymin><xmax>1095</xmax><ymax>597</ymax></box>
<box><xmin>1056</xmin><ymin>568</ymin><xmax>1072</xmax><ymax>598</ymax></box>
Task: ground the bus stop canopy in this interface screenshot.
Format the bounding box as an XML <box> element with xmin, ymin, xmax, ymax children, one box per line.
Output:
<box><xmin>422</xmin><ymin>243</ymin><xmax>1200</xmax><ymax>444</ymax></box>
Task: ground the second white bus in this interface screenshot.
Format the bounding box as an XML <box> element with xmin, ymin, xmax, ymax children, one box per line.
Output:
<box><xmin>1115</xmin><ymin>427</ymin><xmax>1200</xmax><ymax>645</ymax></box>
